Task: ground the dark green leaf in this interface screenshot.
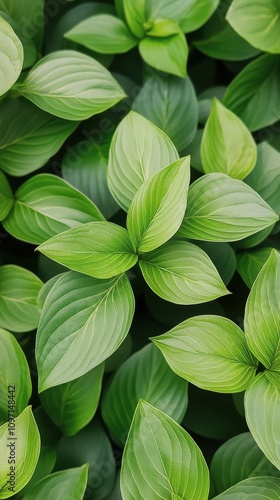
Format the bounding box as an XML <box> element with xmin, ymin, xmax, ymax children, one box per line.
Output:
<box><xmin>0</xmin><ymin>170</ymin><xmax>13</xmax><ymax>220</ymax></box>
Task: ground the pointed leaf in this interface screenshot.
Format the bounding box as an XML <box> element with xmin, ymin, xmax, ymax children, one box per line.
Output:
<box><xmin>139</xmin><ymin>32</ymin><xmax>188</xmax><ymax>78</ymax></box>
<box><xmin>0</xmin><ymin>170</ymin><xmax>13</xmax><ymax>220</ymax></box>
<box><xmin>196</xmin><ymin>241</ymin><xmax>236</xmax><ymax>286</ymax></box>
<box><xmin>152</xmin><ymin>316</ymin><xmax>257</xmax><ymax>393</ymax></box>
<box><xmin>0</xmin><ymin>16</ymin><xmax>23</xmax><ymax>96</ymax></box>
<box><xmin>237</xmin><ymin>247</ymin><xmax>273</xmax><ymax>288</ymax></box>
<box><xmin>122</xmin><ymin>0</ymin><xmax>146</xmax><ymax>37</ymax></box>
<box><xmin>212</xmin><ymin>476</ymin><xmax>280</xmax><ymax>499</ymax></box>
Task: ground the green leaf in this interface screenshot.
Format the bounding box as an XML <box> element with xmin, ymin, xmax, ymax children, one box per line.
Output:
<box><xmin>3</xmin><ymin>174</ymin><xmax>104</xmax><ymax>245</ymax></box>
<box><xmin>127</xmin><ymin>157</ymin><xmax>190</xmax><ymax>253</ymax></box>
<box><xmin>19</xmin><ymin>445</ymin><xmax>57</xmax><ymax>498</ymax></box>
<box><xmin>0</xmin><ymin>328</ymin><xmax>32</xmax><ymax>424</ymax></box>
<box><xmin>195</xmin><ymin>242</ymin><xmax>236</xmax><ymax>286</ymax></box>
<box><xmin>139</xmin><ymin>241</ymin><xmax>229</xmax><ymax>304</ymax></box>
<box><xmin>0</xmin><ymin>0</ymin><xmax>44</xmax><ymax>50</ymax></box>
<box><xmin>17</xmin><ymin>50</ymin><xmax>126</xmax><ymax>120</ymax></box>
<box><xmin>107</xmin><ymin>111</ymin><xmax>179</xmax><ymax>212</ymax></box>
<box><xmin>201</xmin><ymin>99</ymin><xmax>257</xmax><ymax>180</ymax></box>
<box><xmin>122</xmin><ymin>0</ymin><xmax>146</xmax><ymax>37</ymax></box>
<box><xmin>36</xmin><ymin>271</ymin><xmax>135</xmax><ymax>392</ymax></box>
<box><xmin>133</xmin><ymin>73</ymin><xmax>198</xmax><ymax>152</ymax></box>
<box><xmin>101</xmin><ymin>343</ymin><xmax>188</xmax><ymax>445</ymax></box>
<box><xmin>145</xmin><ymin>18</ymin><xmax>181</xmax><ymax>37</ymax></box>
<box><xmin>0</xmin><ymin>97</ymin><xmax>78</xmax><ymax>177</ymax></box>
<box><xmin>0</xmin><ymin>16</ymin><xmax>23</xmax><ymax>96</ymax></box>
<box><xmin>245</xmin><ymin>374</ymin><xmax>280</xmax><ymax>471</ymax></box>
<box><xmin>227</xmin><ymin>0</ymin><xmax>280</xmax><ymax>54</ymax></box>
<box><xmin>0</xmin><ymin>406</ymin><xmax>40</xmax><ymax>498</ymax></box>
<box><xmin>22</xmin><ymin>465</ymin><xmax>88</xmax><ymax>500</ymax></box>
<box><xmin>38</xmin><ymin>221</ymin><xmax>137</xmax><ymax>279</ymax></box>
<box><xmin>139</xmin><ymin>32</ymin><xmax>188</xmax><ymax>78</ymax></box>
<box><xmin>223</xmin><ymin>55</ymin><xmax>280</xmax><ymax>132</ymax></box>
<box><xmin>152</xmin><ymin>315</ymin><xmax>257</xmax><ymax>393</ymax></box>
<box><xmin>40</xmin><ymin>363</ymin><xmax>104</xmax><ymax>436</ymax></box>
<box><xmin>244</xmin><ymin>250</ymin><xmax>280</xmax><ymax>370</ymax></box>
<box><xmin>0</xmin><ymin>12</ymin><xmax>36</xmax><ymax>70</ymax></box>
<box><xmin>120</xmin><ymin>400</ymin><xmax>210</xmax><ymax>500</ymax></box>
<box><xmin>0</xmin><ymin>170</ymin><xmax>13</xmax><ymax>220</ymax></box>
<box><xmin>0</xmin><ymin>265</ymin><xmax>43</xmax><ymax>332</ymax></box>
<box><xmin>212</xmin><ymin>476</ymin><xmax>280</xmax><ymax>499</ymax></box>
<box><xmin>237</xmin><ymin>247</ymin><xmax>274</xmax><ymax>288</ymax></box>
<box><xmin>64</xmin><ymin>14</ymin><xmax>138</xmax><ymax>54</ymax></box>
<box><xmin>178</xmin><ymin>173</ymin><xmax>279</xmax><ymax>242</ymax></box>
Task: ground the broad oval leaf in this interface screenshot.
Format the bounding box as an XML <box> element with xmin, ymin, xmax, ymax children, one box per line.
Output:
<box><xmin>0</xmin><ymin>170</ymin><xmax>13</xmax><ymax>220</ymax></box>
<box><xmin>133</xmin><ymin>73</ymin><xmax>198</xmax><ymax>152</ymax></box>
<box><xmin>178</xmin><ymin>173</ymin><xmax>279</xmax><ymax>242</ymax></box>
<box><xmin>17</xmin><ymin>50</ymin><xmax>126</xmax><ymax>120</ymax></box>
<box><xmin>237</xmin><ymin>247</ymin><xmax>274</xmax><ymax>288</ymax></box>
<box><xmin>40</xmin><ymin>363</ymin><xmax>104</xmax><ymax>436</ymax></box>
<box><xmin>151</xmin><ymin>315</ymin><xmax>257</xmax><ymax>393</ymax></box>
<box><xmin>139</xmin><ymin>241</ymin><xmax>229</xmax><ymax>304</ymax></box>
<box><xmin>0</xmin><ymin>265</ymin><xmax>43</xmax><ymax>332</ymax></box>
<box><xmin>227</xmin><ymin>0</ymin><xmax>280</xmax><ymax>54</ymax></box>
<box><xmin>36</xmin><ymin>271</ymin><xmax>135</xmax><ymax>392</ymax></box>
<box><xmin>245</xmin><ymin>374</ymin><xmax>280</xmax><ymax>471</ymax></box>
<box><xmin>3</xmin><ymin>174</ymin><xmax>104</xmax><ymax>245</ymax></box>
<box><xmin>201</xmin><ymin>99</ymin><xmax>257</xmax><ymax>180</ymax></box>
<box><xmin>120</xmin><ymin>400</ymin><xmax>210</xmax><ymax>500</ymax></box>
<box><xmin>0</xmin><ymin>328</ymin><xmax>32</xmax><ymax>424</ymax></box>
<box><xmin>212</xmin><ymin>476</ymin><xmax>280</xmax><ymax>499</ymax></box>
<box><xmin>107</xmin><ymin>111</ymin><xmax>179</xmax><ymax>212</ymax></box>
<box><xmin>38</xmin><ymin>221</ymin><xmax>138</xmax><ymax>279</ymax></box>
<box><xmin>101</xmin><ymin>343</ymin><xmax>188</xmax><ymax>445</ymax></box>
<box><xmin>0</xmin><ymin>406</ymin><xmax>40</xmax><ymax>498</ymax></box>
<box><xmin>127</xmin><ymin>157</ymin><xmax>190</xmax><ymax>253</ymax></box>
<box><xmin>0</xmin><ymin>16</ymin><xmax>23</xmax><ymax>96</ymax></box>
<box><xmin>139</xmin><ymin>32</ymin><xmax>188</xmax><ymax>78</ymax></box>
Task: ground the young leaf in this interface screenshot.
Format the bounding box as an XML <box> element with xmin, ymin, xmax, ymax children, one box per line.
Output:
<box><xmin>127</xmin><ymin>157</ymin><xmax>190</xmax><ymax>253</ymax></box>
<box><xmin>122</xmin><ymin>0</ymin><xmax>146</xmax><ymax>38</ymax></box>
<box><xmin>151</xmin><ymin>316</ymin><xmax>257</xmax><ymax>393</ymax></box>
<box><xmin>0</xmin><ymin>265</ymin><xmax>43</xmax><ymax>332</ymax></box>
<box><xmin>245</xmin><ymin>374</ymin><xmax>280</xmax><ymax>471</ymax></box>
<box><xmin>0</xmin><ymin>406</ymin><xmax>40</xmax><ymax>498</ymax></box>
<box><xmin>244</xmin><ymin>250</ymin><xmax>280</xmax><ymax>369</ymax></box>
<box><xmin>0</xmin><ymin>170</ymin><xmax>13</xmax><ymax>220</ymax></box>
<box><xmin>139</xmin><ymin>32</ymin><xmax>188</xmax><ymax>78</ymax></box>
<box><xmin>3</xmin><ymin>174</ymin><xmax>104</xmax><ymax>245</ymax></box>
<box><xmin>227</xmin><ymin>0</ymin><xmax>280</xmax><ymax>54</ymax></box>
<box><xmin>0</xmin><ymin>328</ymin><xmax>32</xmax><ymax>424</ymax></box>
<box><xmin>101</xmin><ymin>344</ymin><xmax>188</xmax><ymax>445</ymax></box>
<box><xmin>212</xmin><ymin>476</ymin><xmax>280</xmax><ymax>499</ymax></box>
<box><xmin>0</xmin><ymin>0</ymin><xmax>44</xmax><ymax>50</ymax></box>
<box><xmin>139</xmin><ymin>241</ymin><xmax>229</xmax><ymax>304</ymax></box>
<box><xmin>22</xmin><ymin>465</ymin><xmax>88</xmax><ymax>500</ymax></box>
<box><xmin>237</xmin><ymin>247</ymin><xmax>273</xmax><ymax>288</ymax></box>
<box><xmin>120</xmin><ymin>400</ymin><xmax>210</xmax><ymax>500</ymax></box>
<box><xmin>36</xmin><ymin>271</ymin><xmax>135</xmax><ymax>392</ymax></box>
<box><xmin>64</xmin><ymin>14</ymin><xmax>138</xmax><ymax>53</ymax></box>
<box><xmin>223</xmin><ymin>55</ymin><xmax>280</xmax><ymax>131</ymax></box>
<box><xmin>107</xmin><ymin>111</ymin><xmax>179</xmax><ymax>211</ymax></box>
<box><xmin>0</xmin><ymin>16</ymin><xmax>23</xmax><ymax>96</ymax></box>
<box><xmin>201</xmin><ymin>99</ymin><xmax>257</xmax><ymax>180</ymax></box>
<box><xmin>17</xmin><ymin>50</ymin><xmax>126</xmax><ymax>120</ymax></box>
<box><xmin>40</xmin><ymin>363</ymin><xmax>104</xmax><ymax>436</ymax></box>
<box><xmin>133</xmin><ymin>74</ymin><xmax>198</xmax><ymax>152</ymax></box>
<box><xmin>38</xmin><ymin>221</ymin><xmax>137</xmax><ymax>279</ymax></box>
<box><xmin>178</xmin><ymin>173</ymin><xmax>279</xmax><ymax>242</ymax></box>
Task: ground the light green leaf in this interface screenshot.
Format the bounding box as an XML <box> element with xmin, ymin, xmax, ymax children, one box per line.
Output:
<box><xmin>201</xmin><ymin>99</ymin><xmax>257</xmax><ymax>180</ymax></box>
<box><xmin>244</xmin><ymin>250</ymin><xmax>280</xmax><ymax>370</ymax></box>
<box><xmin>22</xmin><ymin>465</ymin><xmax>88</xmax><ymax>500</ymax></box>
<box><xmin>178</xmin><ymin>173</ymin><xmax>279</xmax><ymax>242</ymax></box>
<box><xmin>17</xmin><ymin>50</ymin><xmax>126</xmax><ymax>120</ymax></box>
<box><xmin>133</xmin><ymin>74</ymin><xmax>198</xmax><ymax>152</ymax></box>
<box><xmin>139</xmin><ymin>32</ymin><xmax>188</xmax><ymax>78</ymax></box>
<box><xmin>223</xmin><ymin>55</ymin><xmax>280</xmax><ymax>132</ymax></box>
<box><xmin>227</xmin><ymin>0</ymin><xmax>280</xmax><ymax>54</ymax></box>
<box><xmin>0</xmin><ymin>406</ymin><xmax>40</xmax><ymax>498</ymax></box>
<box><xmin>40</xmin><ymin>363</ymin><xmax>104</xmax><ymax>436</ymax></box>
<box><xmin>0</xmin><ymin>170</ymin><xmax>13</xmax><ymax>220</ymax></box>
<box><xmin>0</xmin><ymin>97</ymin><xmax>78</xmax><ymax>177</ymax></box>
<box><xmin>36</xmin><ymin>271</ymin><xmax>135</xmax><ymax>392</ymax></box>
<box><xmin>101</xmin><ymin>344</ymin><xmax>188</xmax><ymax>445</ymax></box>
<box><xmin>237</xmin><ymin>247</ymin><xmax>273</xmax><ymax>288</ymax></box>
<box><xmin>152</xmin><ymin>316</ymin><xmax>257</xmax><ymax>393</ymax></box>
<box><xmin>107</xmin><ymin>111</ymin><xmax>179</xmax><ymax>212</ymax></box>
<box><xmin>0</xmin><ymin>0</ymin><xmax>44</xmax><ymax>50</ymax></box>
<box><xmin>0</xmin><ymin>328</ymin><xmax>31</xmax><ymax>424</ymax></box>
<box><xmin>19</xmin><ymin>445</ymin><xmax>57</xmax><ymax>498</ymax></box>
<box><xmin>0</xmin><ymin>265</ymin><xmax>43</xmax><ymax>332</ymax></box>
<box><xmin>64</xmin><ymin>14</ymin><xmax>138</xmax><ymax>53</ymax></box>
<box><xmin>139</xmin><ymin>241</ymin><xmax>229</xmax><ymax>304</ymax></box>
<box><xmin>145</xmin><ymin>18</ymin><xmax>181</xmax><ymax>37</ymax></box>
<box><xmin>0</xmin><ymin>12</ymin><xmax>36</xmax><ymax>70</ymax></box>
<box><xmin>3</xmin><ymin>174</ymin><xmax>104</xmax><ymax>245</ymax></box>
<box><xmin>127</xmin><ymin>157</ymin><xmax>190</xmax><ymax>253</ymax></box>
<box><xmin>212</xmin><ymin>476</ymin><xmax>280</xmax><ymax>499</ymax></box>
<box><xmin>38</xmin><ymin>221</ymin><xmax>137</xmax><ymax>279</ymax></box>
<box><xmin>123</xmin><ymin>0</ymin><xmax>146</xmax><ymax>37</ymax></box>
<box><xmin>120</xmin><ymin>400</ymin><xmax>210</xmax><ymax>500</ymax></box>
<box><xmin>245</xmin><ymin>374</ymin><xmax>280</xmax><ymax>471</ymax></box>
<box><xmin>0</xmin><ymin>16</ymin><xmax>23</xmax><ymax>96</ymax></box>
